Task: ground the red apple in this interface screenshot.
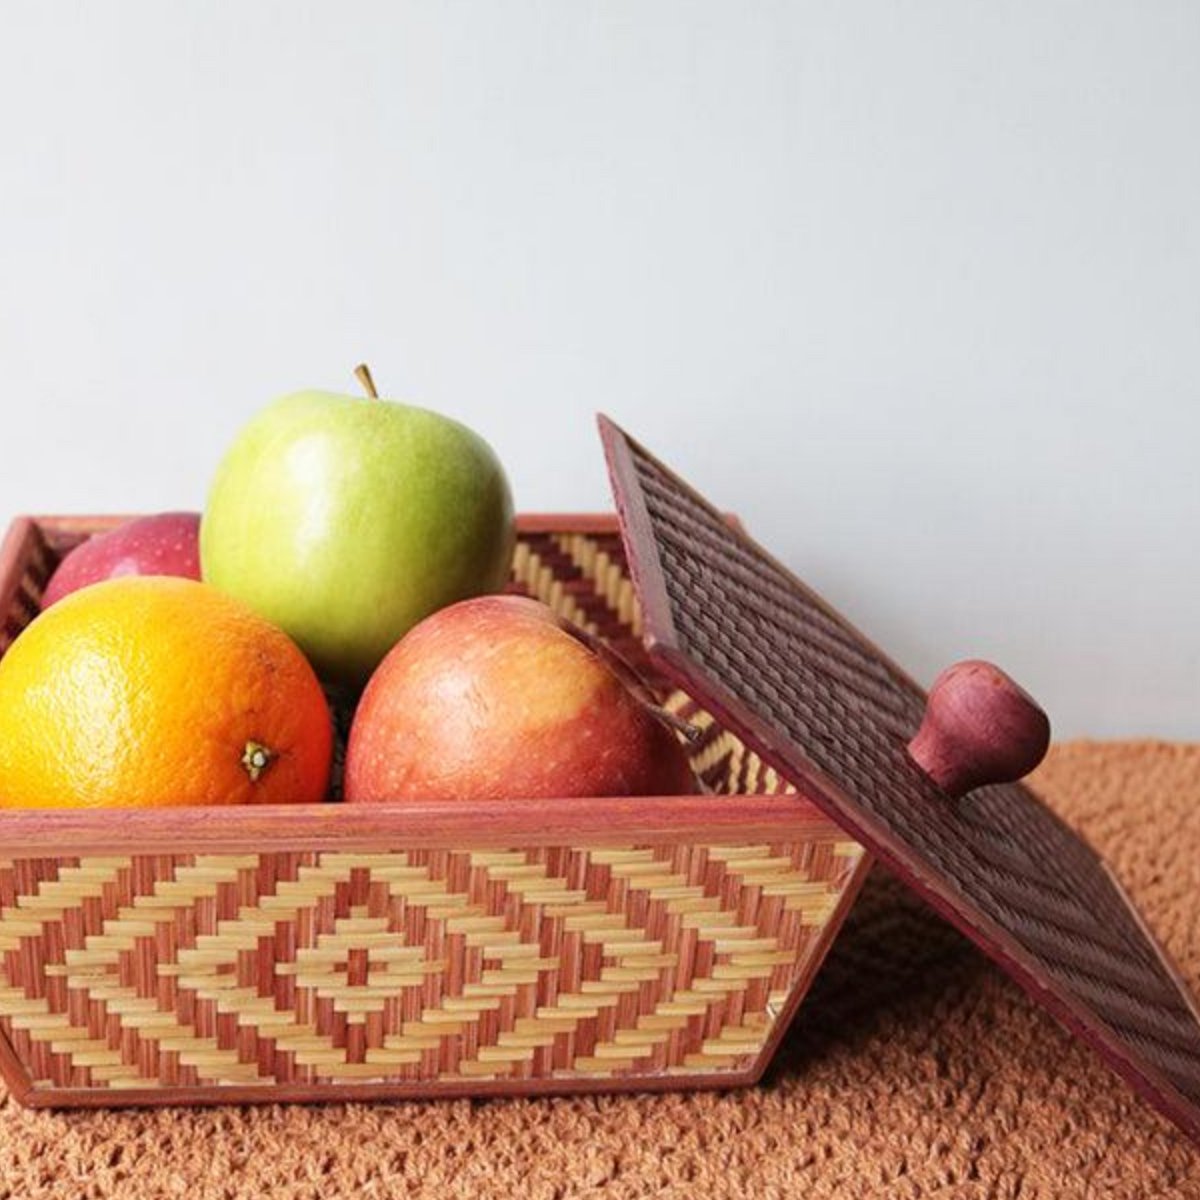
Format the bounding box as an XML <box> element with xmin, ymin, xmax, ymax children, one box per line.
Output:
<box><xmin>343</xmin><ymin>595</ymin><xmax>698</xmax><ymax>802</ymax></box>
<box><xmin>42</xmin><ymin>512</ymin><xmax>201</xmax><ymax>608</ymax></box>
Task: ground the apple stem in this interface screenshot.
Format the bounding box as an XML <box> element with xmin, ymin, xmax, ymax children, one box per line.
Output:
<box><xmin>647</xmin><ymin>703</ymin><xmax>705</xmax><ymax>745</ymax></box>
<box><xmin>354</xmin><ymin>363</ymin><xmax>379</xmax><ymax>400</ymax></box>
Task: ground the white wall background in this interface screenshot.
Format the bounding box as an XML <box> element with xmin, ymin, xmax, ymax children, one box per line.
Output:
<box><xmin>1</xmin><ymin>2</ymin><xmax>1197</xmax><ymax>739</ymax></box>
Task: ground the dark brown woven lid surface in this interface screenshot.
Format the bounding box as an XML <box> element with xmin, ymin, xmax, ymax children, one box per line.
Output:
<box><xmin>599</xmin><ymin>415</ymin><xmax>1200</xmax><ymax>1144</ymax></box>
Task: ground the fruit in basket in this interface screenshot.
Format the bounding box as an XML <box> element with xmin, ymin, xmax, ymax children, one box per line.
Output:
<box><xmin>200</xmin><ymin>365</ymin><xmax>514</xmax><ymax>686</ymax></box>
<box><xmin>42</xmin><ymin>511</ymin><xmax>201</xmax><ymax>608</ymax></box>
<box><xmin>0</xmin><ymin>577</ymin><xmax>332</xmax><ymax>809</ymax></box>
<box><xmin>343</xmin><ymin>595</ymin><xmax>698</xmax><ymax>802</ymax></box>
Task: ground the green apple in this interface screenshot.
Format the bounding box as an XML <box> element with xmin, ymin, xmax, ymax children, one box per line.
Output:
<box><xmin>200</xmin><ymin>368</ymin><xmax>514</xmax><ymax>686</ymax></box>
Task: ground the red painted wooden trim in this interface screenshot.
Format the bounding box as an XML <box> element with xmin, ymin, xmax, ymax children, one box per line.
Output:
<box><xmin>0</xmin><ymin>792</ymin><xmax>843</xmax><ymax>856</ymax></box>
<box><xmin>0</xmin><ymin>516</ymin><xmax>37</xmax><ymax>626</ymax></box>
<box><xmin>0</xmin><ymin>1017</ymin><xmax>33</xmax><ymax>1107</ymax></box>
<box><xmin>24</xmin><ymin>513</ymin><xmax>742</xmax><ymax>546</ymax></box>
<box><xmin>597</xmin><ymin>417</ymin><xmax>678</xmax><ymax>654</ymax></box>
<box><xmin>22</xmin><ymin>514</ymin><xmax>620</xmax><ymax>555</ymax></box>
<box><xmin>515</xmin><ymin>513</ymin><xmax>620</xmax><ymax>534</ymax></box>
<box><xmin>31</xmin><ymin>514</ymin><xmax>138</xmax><ymax>533</ymax></box>
<box><xmin>22</xmin><ymin>1067</ymin><xmax>758</xmax><ymax>1110</ymax></box>
<box><xmin>26</xmin><ymin>512</ymin><xmax>746</xmax><ymax>551</ymax></box>
<box><xmin>749</xmin><ymin>847</ymin><xmax>874</xmax><ymax>1082</ymax></box>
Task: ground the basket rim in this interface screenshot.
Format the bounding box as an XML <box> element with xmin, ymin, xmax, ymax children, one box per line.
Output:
<box><xmin>0</xmin><ymin>792</ymin><xmax>845</xmax><ymax>854</ymax></box>
<box><xmin>17</xmin><ymin>511</ymin><xmax>630</xmax><ymax>540</ymax></box>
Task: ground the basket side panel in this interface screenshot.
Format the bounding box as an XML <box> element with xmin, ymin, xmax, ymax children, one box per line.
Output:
<box><xmin>0</xmin><ymin>835</ymin><xmax>865</xmax><ymax>1099</ymax></box>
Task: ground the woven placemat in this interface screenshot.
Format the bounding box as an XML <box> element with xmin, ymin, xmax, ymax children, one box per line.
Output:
<box><xmin>0</xmin><ymin>740</ymin><xmax>1196</xmax><ymax>1199</ymax></box>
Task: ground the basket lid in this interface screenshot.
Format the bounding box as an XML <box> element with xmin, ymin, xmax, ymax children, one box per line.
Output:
<box><xmin>599</xmin><ymin>414</ymin><xmax>1200</xmax><ymax>1143</ymax></box>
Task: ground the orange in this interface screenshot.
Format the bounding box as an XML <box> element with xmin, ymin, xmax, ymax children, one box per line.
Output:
<box><xmin>0</xmin><ymin>577</ymin><xmax>332</xmax><ymax>808</ymax></box>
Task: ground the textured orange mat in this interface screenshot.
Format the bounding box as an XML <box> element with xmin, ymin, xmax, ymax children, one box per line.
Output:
<box><xmin>0</xmin><ymin>741</ymin><xmax>1198</xmax><ymax>1199</ymax></box>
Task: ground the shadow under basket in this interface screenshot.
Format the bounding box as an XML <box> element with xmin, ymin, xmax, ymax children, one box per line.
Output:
<box><xmin>0</xmin><ymin>514</ymin><xmax>870</xmax><ymax>1108</ymax></box>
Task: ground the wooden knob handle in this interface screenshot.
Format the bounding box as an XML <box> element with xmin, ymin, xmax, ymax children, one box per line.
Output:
<box><xmin>907</xmin><ymin>660</ymin><xmax>1051</xmax><ymax>798</ymax></box>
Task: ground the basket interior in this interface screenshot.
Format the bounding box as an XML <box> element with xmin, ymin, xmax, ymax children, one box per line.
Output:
<box><xmin>2</xmin><ymin>519</ymin><xmax>794</xmax><ymax>802</ymax></box>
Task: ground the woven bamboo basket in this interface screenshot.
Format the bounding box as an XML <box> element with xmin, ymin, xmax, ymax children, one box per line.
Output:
<box><xmin>0</xmin><ymin>514</ymin><xmax>870</xmax><ymax>1109</ymax></box>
